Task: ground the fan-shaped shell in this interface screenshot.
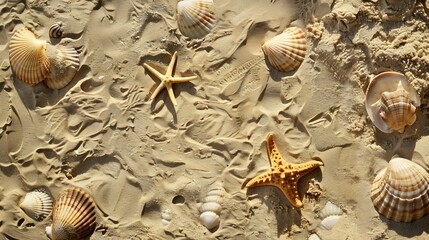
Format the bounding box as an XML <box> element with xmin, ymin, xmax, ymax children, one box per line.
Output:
<box><xmin>318</xmin><ymin>201</ymin><xmax>343</xmax><ymax>219</ymax></box>
<box><xmin>49</xmin><ymin>22</ymin><xmax>63</xmax><ymax>38</ymax></box>
<box><xmin>261</xmin><ymin>27</ymin><xmax>307</xmax><ymax>72</ymax></box>
<box><xmin>161</xmin><ymin>208</ymin><xmax>172</xmax><ymax>226</ymax></box>
<box><xmin>177</xmin><ymin>0</ymin><xmax>215</xmax><ymax>39</ymax></box>
<box><xmin>199</xmin><ymin>186</ymin><xmax>224</xmax><ymax>230</ymax></box>
<box><xmin>365</xmin><ymin>72</ymin><xmax>420</xmax><ymax>133</ymax></box>
<box><xmin>19</xmin><ymin>189</ymin><xmax>53</xmax><ymax>221</ymax></box>
<box><xmin>44</xmin><ymin>45</ymin><xmax>80</xmax><ymax>89</ymax></box>
<box><xmin>9</xmin><ymin>27</ymin><xmax>50</xmax><ymax>85</ymax></box>
<box><xmin>48</xmin><ymin>187</ymin><xmax>96</xmax><ymax>240</ymax></box>
<box><xmin>308</xmin><ymin>233</ymin><xmax>321</xmax><ymax>240</ymax></box>
<box><xmin>371</xmin><ymin>157</ymin><xmax>429</xmax><ymax>222</ymax></box>
<box><xmin>320</xmin><ymin>215</ymin><xmax>341</xmax><ymax>230</ymax></box>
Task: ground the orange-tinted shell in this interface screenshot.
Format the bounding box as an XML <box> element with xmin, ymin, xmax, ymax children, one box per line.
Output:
<box><xmin>44</xmin><ymin>45</ymin><xmax>80</xmax><ymax>89</ymax></box>
<box><xmin>177</xmin><ymin>0</ymin><xmax>215</xmax><ymax>39</ymax></box>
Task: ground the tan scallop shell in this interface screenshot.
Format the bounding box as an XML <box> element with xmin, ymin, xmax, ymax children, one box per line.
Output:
<box><xmin>44</xmin><ymin>45</ymin><xmax>80</xmax><ymax>89</ymax></box>
<box><xmin>371</xmin><ymin>157</ymin><xmax>429</xmax><ymax>222</ymax></box>
<box><xmin>9</xmin><ymin>27</ymin><xmax>50</xmax><ymax>85</ymax></box>
<box><xmin>19</xmin><ymin>189</ymin><xmax>53</xmax><ymax>221</ymax></box>
<box><xmin>261</xmin><ymin>27</ymin><xmax>307</xmax><ymax>72</ymax></box>
<box><xmin>47</xmin><ymin>187</ymin><xmax>96</xmax><ymax>240</ymax></box>
<box><xmin>365</xmin><ymin>72</ymin><xmax>420</xmax><ymax>133</ymax></box>
<box><xmin>199</xmin><ymin>186</ymin><xmax>224</xmax><ymax>230</ymax></box>
<box><xmin>177</xmin><ymin>0</ymin><xmax>215</xmax><ymax>39</ymax></box>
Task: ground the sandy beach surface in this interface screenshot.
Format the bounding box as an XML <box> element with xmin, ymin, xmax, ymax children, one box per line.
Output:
<box><xmin>1</xmin><ymin>0</ymin><xmax>429</xmax><ymax>239</ymax></box>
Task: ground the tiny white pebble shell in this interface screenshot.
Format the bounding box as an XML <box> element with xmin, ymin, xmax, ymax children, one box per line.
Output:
<box><xmin>199</xmin><ymin>211</ymin><xmax>220</xmax><ymax>230</ymax></box>
<box><xmin>308</xmin><ymin>233</ymin><xmax>321</xmax><ymax>240</ymax></box>
<box><xmin>320</xmin><ymin>215</ymin><xmax>341</xmax><ymax>230</ymax></box>
<box><xmin>161</xmin><ymin>209</ymin><xmax>172</xmax><ymax>226</ymax></box>
<box><xmin>19</xmin><ymin>189</ymin><xmax>53</xmax><ymax>221</ymax></box>
<box><xmin>177</xmin><ymin>0</ymin><xmax>216</xmax><ymax>39</ymax></box>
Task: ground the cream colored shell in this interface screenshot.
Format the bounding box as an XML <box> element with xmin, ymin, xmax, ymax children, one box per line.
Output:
<box><xmin>371</xmin><ymin>157</ymin><xmax>429</xmax><ymax>222</ymax></box>
<box><xmin>199</xmin><ymin>186</ymin><xmax>224</xmax><ymax>230</ymax></box>
<box><xmin>365</xmin><ymin>71</ymin><xmax>420</xmax><ymax>133</ymax></box>
<box><xmin>49</xmin><ymin>22</ymin><xmax>63</xmax><ymax>38</ymax></box>
<box><xmin>44</xmin><ymin>45</ymin><xmax>80</xmax><ymax>89</ymax></box>
<box><xmin>19</xmin><ymin>189</ymin><xmax>53</xmax><ymax>221</ymax></box>
<box><xmin>318</xmin><ymin>201</ymin><xmax>343</xmax><ymax>230</ymax></box>
<box><xmin>48</xmin><ymin>187</ymin><xmax>96</xmax><ymax>240</ymax></box>
<box><xmin>177</xmin><ymin>0</ymin><xmax>215</xmax><ymax>39</ymax></box>
<box><xmin>261</xmin><ymin>27</ymin><xmax>307</xmax><ymax>72</ymax></box>
<box><xmin>9</xmin><ymin>27</ymin><xmax>50</xmax><ymax>85</ymax></box>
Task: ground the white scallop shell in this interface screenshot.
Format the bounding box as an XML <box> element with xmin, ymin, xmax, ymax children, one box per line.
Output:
<box><xmin>9</xmin><ymin>27</ymin><xmax>51</xmax><ymax>85</ymax></box>
<box><xmin>177</xmin><ymin>0</ymin><xmax>216</xmax><ymax>39</ymax></box>
<box><xmin>320</xmin><ymin>215</ymin><xmax>341</xmax><ymax>230</ymax></box>
<box><xmin>199</xmin><ymin>186</ymin><xmax>225</xmax><ymax>230</ymax></box>
<box><xmin>365</xmin><ymin>71</ymin><xmax>420</xmax><ymax>133</ymax></box>
<box><xmin>19</xmin><ymin>189</ymin><xmax>53</xmax><ymax>221</ymax></box>
<box><xmin>261</xmin><ymin>27</ymin><xmax>307</xmax><ymax>72</ymax></box>
<box><xmin>308</xmin><ymin>233</ymin><xmax>321</xmax><ymax>240</ymax></box>
<box><xmin>371</xmin><ymin>157</ymin><xmax>429</xmax><ymax>222</ymax></box>
<box><xmin>161</xmin><ymin>208</ymin><xmax>172</xmax><ymax>226</ymax></box>
<box><xmin>49</xmin><ymin>22</ymin><xmax>63</xmax><ymax>38</ymax></box>
<box><xmin>318</xmin><ymin>201</ymin><xmax>343</xmax><ymax>219</ymax></box>
<box><xmin>44</xmin><ymin>45</ymin><xmax>80</xmax><ymax>89</ymax></box>
<box><xmin>48</xmin><ymin>187</ymin><xmax>96</xmax><ymax>240</ymax></box>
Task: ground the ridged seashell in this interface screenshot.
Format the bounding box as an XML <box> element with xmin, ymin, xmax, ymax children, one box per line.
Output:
<box><xmin>49</xmin><ymin>22</ymin><xmax>63</xmax><ymax>38</ymax></box>
<box><xmin>261</xmin><ymin>27</ymin><xmax>307</xmax><ymax>72</ymax></box>
<box><xmin>199</xmin><ymin>186</ymin><xmax>224</xmax><ymax>230</ymax></box>
<box><xmin>365</xmin><ymin>72</ymin><xmax>420</xmax><ymax>133</ymax></box>
<box><xmin>371</xmin><ymin>157</ymin><xmax>429</xmax><ymax>222</ymax></box>
<box><xmin>161</xmin><ymin>208</ymin><xmax>172</xmax><ymax>226</ymax></box>
<box><xmin>47</xmin><ymin>187</ymin><xmax>96</xmax><ymax>240</ymax></box>
<box><xmin>177</xmin><ymin>0</ymin><xmax>216</xmax><ymax>39</ymax></box>
<box><xmin>308</xmin><ymin>233</ymin><xmax>321</xmax><ymax>240</ymax></box>
<box><xmin>19</xmin><ymin>189</ymin><xmax>53</xmax><ymax>221</ymax></box>
<box><xmin>9</xmin><ymin>27</ymin><xmax>51</xmax><ymax>85</ymax></box>
<box><xmin>44</xmin><ymin>45</ymin><xmax>80</xmax><ymax>89</ymax></box>
<box><xmin>318</xmin><ymin>201</ymin><xmax>343</xmax><ymax>230</ymax></box>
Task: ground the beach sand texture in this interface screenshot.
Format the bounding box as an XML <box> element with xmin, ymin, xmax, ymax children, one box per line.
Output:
<box><xmin>1</xmin><ymin>0</ymin><xmax>429</xmax><ymax>239</ymax></box>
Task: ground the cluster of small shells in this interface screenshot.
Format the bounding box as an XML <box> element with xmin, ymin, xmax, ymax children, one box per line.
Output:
<box><xmin>199</xmin><ymin>186</ymin><xmax>225</xmax><ymax>230</ymax></box>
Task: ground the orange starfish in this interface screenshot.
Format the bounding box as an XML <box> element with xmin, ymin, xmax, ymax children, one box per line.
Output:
<box><xmin>246</xmin><ymin>133</ymin><xmax>323</xmax><ymax>208</ymax></box>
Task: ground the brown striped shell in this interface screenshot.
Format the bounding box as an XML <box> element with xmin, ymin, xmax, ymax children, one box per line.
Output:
<box><xmin>9</xmin><ymin>27</ymin><xmax>51</xmax><ymax>85</ymax></box>
<box><xmin>371</xmin><ymin>157</ymin><xmax>429</xmax><ymax>222</ymax></box>
<box><xmin>365</xmin><ymin>72</ymin><xmax>420</xmax><ymax>133</ymax></box>
<box><xmin>49</xmin><ymin>22</ymin><xmax>63</xmax><ymax>38</ymax></box>
<box><xmin>44</xmin><ymin>45</ymin><xmax>80</xmax><ymax>89</ymax></box>
<box><xmin>47</xmin><ymin>187</ymin><xmax>96</xmax><ymax>240</ymax></box>
<box><xmin>177</xmin><ymin>0</ymin><xmax>215</xmax><ymax>39</ymax></box>
<box><xmin>261</xmin><ymin>27</ymin><xmax>307</xmax><ymax>72</ymax></box>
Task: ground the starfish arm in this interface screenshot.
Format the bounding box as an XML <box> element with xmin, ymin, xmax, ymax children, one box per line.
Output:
<box><xmin>166</xmin><ymin>51</ymin><xmax>178</xmax><ymax>77</ymax></box>
<box><xmin>150</xmin><ymin>83</ymin><xmax>166</xmax><ymax>100</ymax></box>
<box><xmin>290</xmin><ymin>160</ymin><xmax>323</xmax><ymax>182</ymax></box>
<box><xmin>266</xmin><ymin>133</ymin><xmax>284</xmax><ymax>167</ymax></box>
<box><xmin>171</xmin><ymin>75</ymin><xmax>198</xmax><ymax>83</ymax></box>
<box><xmin>245</xmin><ymin>171</ymin><xmax>275</xmax><ymax>188</ymax></box>
<box><xmin>165</xmin><ymin>83</ymin><xmax>178</xmax><ymax>106</ymax></box>
<box><xmin>144</xmin><ymin>63</ymin><xmax>166</xmax><ymax>82</ymax></box>
<box><xmin>279</xmin><ymin>180</ymin><xmax>303</xmax><ymax>208</ymax></box>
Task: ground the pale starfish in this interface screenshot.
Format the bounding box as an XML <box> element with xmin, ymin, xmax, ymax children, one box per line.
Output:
<box><xmin>143</xmin><ymin>51</ymin><xmax>198</xmax><ymax>110</ymax></box>
<box><xmin>246</xmin><ymin>133</ymin><xmax>323</xmax><ymax>208</ymax></box>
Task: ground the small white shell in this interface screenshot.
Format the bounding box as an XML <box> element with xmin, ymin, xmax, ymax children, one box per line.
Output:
<box><xmin>320</xmin><ymin>215</ymin><xmax>341</xmax><ymax>230</ymax></box>
<box><xmin>19</xmin><ymin>189</ymin><xmax>53</xmax><ymax>221</ymax></box>
<box><xmin>318</xmin><ymin>201</ymin><xmax>343</xmax><ymax>230</ymax></box>
<box><xmin>199</xmin><ymin>186</ymin><xmax>225</xmax><ymax>230</ymax></box>
<box><xmin>161</xmin><ymin>208</ymin><xmax>172</xmax><ymax>226</ymax></box>
<box><xmin>308</xmin><ymin>233</ymin><xmax>321</xmax><ymax>240</ymax></box>
<box><xmin>199</xmin><ymin>211</ymin><xmax>220</xmax><ymax>230</ymax></box>
<box><xmin>44</xmin><ymin>45</ymin><xmax>80</xmax><ymax>89</ymax></box>
<box><xmin>177</xmin><ymin>0</ymin><xmax>216</xmax><ymax>39</ymax></box>
<box><xmin>49</xmin><ymin>22</ymin><xmax>63</xmax><ymax>38</ymax></box>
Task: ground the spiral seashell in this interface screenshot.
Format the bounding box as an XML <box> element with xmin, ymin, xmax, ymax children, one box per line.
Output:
<box><xmin>261</xmin><ymin>27</ymin><xmax>307</xmax><ymax>72</ymax></box>
<box><xmin>365</xmin><ymin>71</ymin><xmax>420</xmax><ymax>133</ymax></box>
<box><xmin>9</xmin><ymin>27</ymin><xmax>51</xmax><ymax>85</ymax></box>
<box><xmin>44</xmin><ymin>45</ymin><xmax>80</xmax><ymax>89</ymax></box>
<box><xmin>19</xmin><ymin>189</ymin><xmax>53</xmax><ymax>221</ymax></box>
<box><xmin>49</xmin><ymin>22</ymin><xmax>63</xmax><ymax>38</ymax></box>
<box><xmin>199</xmin><ymin>186</ymin><xmax>224</xmax><ymax>230</ymax></box>
<box><xmin>177</xmin><ymin>0</ymin><xmax>216</xmax><ymax>39</ymax></box>
<box><xmin>318</xmin><ymin>201</ymin><xmax>343</xmax><ymax>230</ymax></box>
<box><xmin>46</xmin><ymin>187</ymin><xmax>96</xmax><ymax>240</ymax></box>
<box><xmin>371</xmin><ymin>157</ymin><xmax>429</xmax><ymax>222</ymax></box>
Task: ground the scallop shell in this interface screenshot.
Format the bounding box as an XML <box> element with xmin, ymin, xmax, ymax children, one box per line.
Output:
<box><xmin>49</xmin><ymin>22</ymin><xmax>63</xmax><ymax>38</ymax></box>
<box><xmin>371</xmin><ymin>157</ymin><xmax>429</xmax><ymax>222</ymax></box>
<box><xmin>44</xmin><ymin>45</ymin><xmax>80</xmax><ymax>89</ymax></box>
<box><xmin>308</xmin><ymin>233</ymin><xmax>321</xmax><ymax>240</ymax></box>
<box><xmin>261</xmin><ymin>27</ymin><xmax>307</xmax><ymax>72</ymax></box>
<box><xmin>365</xmin><ymin>71</ymin><xmax>420</xmax><ymax>133</ymax></box>
<box><xmin>161</xmin><ymin>208</ymin><xmax>172</xmax><ymax>226</ymax></box>
<box><xmin>199</xmin><ymin>186</ymin><xmax>224</xmax><ymax>230</ymax></box>
<box><xmin>318</xmin><ymin>201</ymin><xmax>343</xmax><ymax>230</ymax></box>
<box><xmin>9</xmin><ymin>27</ymin><xmax>50</xmax><ymax>85</ymax></box>
<box><xmin>19</xmin><ymin>189</ymin><xmax>53</xmax><ymax>221</ymax></box>
<box><xmin>177</xmin><ymin>0</ymin><xmax>216</xmax><ymax>39</ymax></box>
<box><xmin>48</xmin><ymin>187</ymin><xmax>96</xmax><ymax>240</ymax></box>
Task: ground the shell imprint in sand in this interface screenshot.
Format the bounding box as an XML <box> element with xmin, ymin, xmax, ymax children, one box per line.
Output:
<box><xmin>49</xmin><ymin>22</ymin><xmax>63</xmax><ymax>38</ymax></box>
<box><xmin>261</xmin><ymin>27</ymin><xmax>307</xmax><ymax>72</ymax></box>
<box><xmin>318</xmin><ymin>201</ymin><xmax>343</xmax><ymax>230</ymax></box>
<box><xmin>9</xmin><ymin>27</ymin><xmax>51</xmax><ymax>85</ymax></box>
<box><xmin>19</xmin><ymin>189</ymin><xmax>53</xmax><ymax>221</ymax></box>
<box><xmin>46</xmin><ymin>187</ymin><xmax>96</xmax><ymax>240</ymax></box>
<box><xmin>44</xmin><ymin>45</ymin><xmax>80</xmax><ymax>90</ymax></box>
<box><xmin>371</xmin><ymin>157</ymin><xmax>429</xmax><ymax>222</ymax></box>
<box><xmin>365</xmin><ymin>71</ymin><xmax>420</xmax><ymax>133</ymax></box>
<box><xmin>177</xmin><ymin>0</ymin><xmax>216</xmax><ymax>39</ymax></box>
<box><xmin>199</xmin><ymin>186</ymin><xmax>225</xmax><ymax>230</ymax></box>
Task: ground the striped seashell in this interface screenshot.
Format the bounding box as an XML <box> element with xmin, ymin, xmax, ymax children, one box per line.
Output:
<box><xmin>161</xmin><ymin>208</ymin><xmax>172</xmax><ymax>226</ymax></box>
<box><xmin>365</xmin><ymin>71</ymin><xmax>420</xmax><ymax>133</ymax></box>
<box><xmin>9</xmin><ymin>27</ymin><xmax>51</xmax><ymax>85</ymax></box>
<box><xmin>49</xmin><ymin>22</ymin><xmax>63</xmax><ymax>38</ymax></box>
<box><xmin>19</xmin><ymin>189</ymin><xmax>53</xmax><ymax>221</ymax></box>
<box><xmin>261</xmin><ymin>27</ymin><xmax>307</xmax><ymax>72</ymax></box>
<box><xmin>44</xmin><ymin>45</ymin><xmax>80</xmax><ymax>89</ymax></box>
<box><xmin>371</xmin><ymin>157</ymin><xmax>429</xmax><ymax>222</ymax></box>
<box><xmin>177</xmin><ymin>0</ymin><xmax>216</xmax><ymax>39</ymax></box>
<box><xmin>199</xmin><ymin>186</ymin><xmax>225</xmax><ymax>230</ymax></box>
<box><xmin>318</xmin><ymin>201</ymin><xmax>343</xmax><ymax>230</ymax></box>
<box><xmin>46</xmin><ymin>187</ymin><xmax>96</xmax><ymax>240</ymax></box>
